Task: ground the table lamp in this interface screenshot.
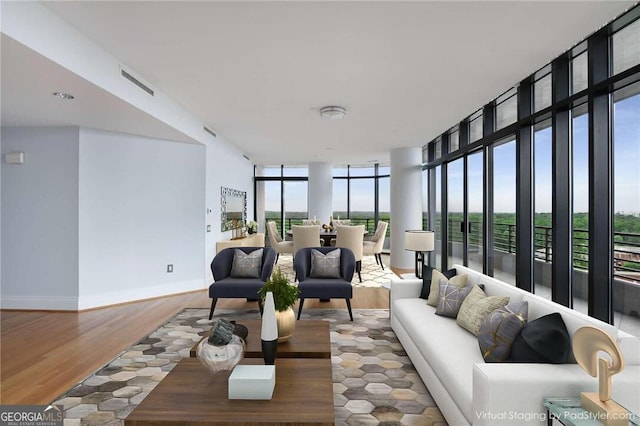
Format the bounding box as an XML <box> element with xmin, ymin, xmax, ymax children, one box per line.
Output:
<box><xmin>405</xmin><ymin>230</ymin><xmax>435</xmax><ymax>279</ymax></box>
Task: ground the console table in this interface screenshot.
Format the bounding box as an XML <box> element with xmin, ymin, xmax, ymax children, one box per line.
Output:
<box><xmin>216</xmin><ymin>233</ymin><xmax>265</xmax><ymax>253</ymax></box>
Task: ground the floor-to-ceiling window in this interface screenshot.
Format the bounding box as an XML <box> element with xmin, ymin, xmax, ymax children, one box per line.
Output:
<box><xmin>613</xmin><ymin>81</ymin><xmax>640</xmax><ymax>331</ymax></box>
<box><xmin>420</xmin><ymin>5</ymin><xmax>640</xmax><ymax>335</ymax></box>
<box><xmin>434</xmin><ymin>165</ymin><xmax>442</xmax><ymax>269</ymax></box>
<box><xmin>572</xmin><ymin>104</ymin><xmax>590</xmax><ymax>314</ymax></box>
<box><xmin>492</xmin><ymin>138</ymin><xmax>517</xmax><ymax>285</ymax></box>
<box><xmin>447</xmin><ymin>159</ymin><xmax>464</xmax><ymax>268</ymax></box>
<box><xmin>467</xmin><ymin>150</ymin><xmax>484</xmax><ymax>271</ymax></box>
<box><xmin>534</xmin><ymin>120</ymin><xmax>553</xmax><ymax>298</ymax></box>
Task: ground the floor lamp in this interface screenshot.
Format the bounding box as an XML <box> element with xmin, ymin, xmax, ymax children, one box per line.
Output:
<box><xmin>405</xmin><ymin>230</ymin><xmax>435</xmax><ymax>279</ymax></box>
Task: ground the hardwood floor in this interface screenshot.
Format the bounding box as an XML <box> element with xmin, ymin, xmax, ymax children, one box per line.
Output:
<box><xmin>0</xmin><ymin>286</ymin><xmax>392</xmax><ymax>405</ymax></box>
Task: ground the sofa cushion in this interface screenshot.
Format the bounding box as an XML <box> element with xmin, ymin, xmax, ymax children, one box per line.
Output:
<box><xmin>422</xmin><ymin>267</ymin><xmax>456</xmax><ymax>300</ymax></box>
<box><xmin>309</xmin><ymin>248</ymin><xmax>341</xmax><ymax>278</ymax></box>
<box><xmin>456</xmin><ymin>285</ymin><xmax>510</xmax><ymax>336</ymax></box>
<box><xmin>426</xmin><ymin>268</ymin><xmax>459</xmax><ymax>305</ymax></box>
<box><xmin>478</xmin><ymin>301</ymin><xmax>529</xmax><ymax>362</ymax></box>
<box><xmin>230</xmin><ymin>248</ymin><xmax>263</xmax><ymax>278</ymax></box>
<box><xmin>509</xmin><ymin>312</ymin><xmax>572</xmax><ymax>363</ymax></box>
<box><xmin>436</xmin><ymin>279</ymin><xmax>472</xmax><ymax>318</ymax></box>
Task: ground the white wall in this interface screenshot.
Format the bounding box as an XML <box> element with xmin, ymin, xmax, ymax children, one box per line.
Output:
<box><xmin>77</xmin><ymin>128</ymin><xmax>206</xmax><ymax>309</ymax></box>
<box><xmin>1</xmin><ymin>127</ymin><xmax>81</xmax><ymax>309</ymax></box>
<box><xmin>204</xmin><ymin>138</ymin><xmax>254</xmax><ymax>282</ymax></box>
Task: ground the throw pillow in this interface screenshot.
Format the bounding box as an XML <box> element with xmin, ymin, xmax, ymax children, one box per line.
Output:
<box><xmin>419</xmin><ymin>266</ymin><xmax>435</xmax><ymax>299</ymax></box>
<box><xmin>435</xmin><ymin>278</ymin><xmax>472</xmax><ymax>318</ymax></box>
<box><xmin>508</xmin><ymin>312</ymin><xmax>571</xmax><ymax>364</ymax></box>
<box><xmin>456</xmin><ymin>285</ymin><xmax>510</xmax><ymax>336</ymax></box>
<box><xmin>478</xmin><ymin>301</ymin><xmax>529</xmax><ymax>362</ymax></box>
<box><xmin>309</xmin><ymin>249</ymin><xmax>341</xmax><ymax>278</ymax></box>
<box><xmin>230</xmin><ymin>248</ymin><xmax>263</xmax><ymax>278</ymax></box>
<box><xmin>426</xmin><ymin>268</ymin><xmax>459</xmax><ymax>305</ymax></box>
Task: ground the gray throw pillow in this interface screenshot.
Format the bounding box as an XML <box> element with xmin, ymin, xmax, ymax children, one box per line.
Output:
<box><xmin>478</xmin><ymin>301</ymin><xmax>528</xmax><ymax>362</ymax></box>
<box><xmin>427</xmin><ymin>270</ymin><xmax>466</xmax><ymax>307</ymax></box>
<box><xmin>456</xmin><ymin>285</ymin><xmax>510</xmax><ymax>336</ymax></box>
<box><xmin>310</xmin><ymin>249</ymin><xmax>341</xmax><ymax>278</ymax></box>
<box><xmin>435</xmin><ymin>278</ymin><xmax>473</xmax><ymax>318</ymax></box>
<box><xmin>230</xmin><ymin>248</ymin><xmax>263</xmax><ymax>278</ymax></box>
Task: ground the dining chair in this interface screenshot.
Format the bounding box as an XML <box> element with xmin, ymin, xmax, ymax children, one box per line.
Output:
<box><xmin>266</xmin><ymin>221</ymin><xmax>293</xmax><ymax>263</ymax></box>
<box><xmin>363</xmin><ymin>221</ymin><xmax>388</xmax><ymax>270</ymax></box>
<box><xmin>333</xmin><ymin>219</ymin><xmax>351</xmax><ymax>226</ymax></box>
<box><xmin>334</xmin><ymin>225</ymin><xmax>365</xmax><ymax>282</ymax></box>
<box><xmin>291</xmin><ymin>225</ymin><xmax>322</xmax><ymax>260</ymax></box>
<box><xmin>302</xmin><ymin>219</ymin><xmax>321</xmax><ymax>225</ymax></box>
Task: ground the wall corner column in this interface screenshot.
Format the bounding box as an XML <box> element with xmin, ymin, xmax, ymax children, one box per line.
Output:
<box><xmin>390</xmin><ymin>147</ymin><xmax>423</xmax><ymax>270</ymax></box>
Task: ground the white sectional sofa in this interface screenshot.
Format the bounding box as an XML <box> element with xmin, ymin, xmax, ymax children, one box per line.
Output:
<box><xmin>390</xmin><ymin>264</ymin><xmax>640</xmax><ymax>426</ymax></box>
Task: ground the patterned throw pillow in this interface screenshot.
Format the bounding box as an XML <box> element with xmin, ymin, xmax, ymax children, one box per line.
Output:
<box><xmin>435</xmin><ymin>278</ymin><xmax>473</xmax><ymax>318</ymax></box>
<box><xmin>477</xmin><ymin>301</ymin><xmax>528</xmax><ymax>362</ymax></box>
<box><xmin>310</xmin><ymin>249</ymin><xmax>341</xmax><ymax>278</ymax></box>
<box><xmin>426</xmin><ymin>269</ymin><xmax>461</xmax><ymax>306</ymax></box>
<box><xmin>456</xmin><ymin>285</ymin><xmax>510</xmax><ymax>336</ymax></box>
<box><xmin>230</xmin><ymin>248</ymin><xmax>263</xmax><ymax>278</ymax></box>
<box><xmin>420</xmin><ymin>265</ymin><xmax>456</xmax><ymax>306</ymax></box>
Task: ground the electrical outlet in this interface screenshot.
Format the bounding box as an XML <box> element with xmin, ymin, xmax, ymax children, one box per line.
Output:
<box><xmin>167</xmin><ymin>264</ymin><xmax>173</xmax><ymax>273</ymax></box>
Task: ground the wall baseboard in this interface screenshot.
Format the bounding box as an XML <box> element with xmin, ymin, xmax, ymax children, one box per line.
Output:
<box><xmin>1</xmin><ymin>280</ymin><xmax>206</xmax><ymax>311</ymax></box>
<box><xmin>0</xmin><ymin>295</ymin><xmax>80</xmax><ymax>310</ymax></box>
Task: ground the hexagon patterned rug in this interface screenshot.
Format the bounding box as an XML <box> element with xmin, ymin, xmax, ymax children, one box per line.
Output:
<box><xmin>53</xmin><ymin>308</ymin><xmax>447</xmax><ymax>426</ymax></box>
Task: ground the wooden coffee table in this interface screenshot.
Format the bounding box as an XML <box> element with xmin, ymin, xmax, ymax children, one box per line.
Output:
<box><xmin>190</xmin><ymin>319</ymin><xmax>331</xmax><ymax>359</ymax></box>
<box><xmin>125</xmin><ymin>358</ymin><xmax>334</xmax><ymax>426</ymax></box>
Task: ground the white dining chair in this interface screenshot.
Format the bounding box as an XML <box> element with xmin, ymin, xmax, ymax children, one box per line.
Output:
<box><xmin>267</xmin><ymin>221</ymin><xmax>293</xmax><ymax>263</ymax></box>
<box><xmin>334</xmin><ymin>225</ymin><xmax>365</xmax><ymax>282</ymax></box>
<box><xmin>292</xmin><ymin>225</ymin><xmax>322</xmax><ymax>260</ymax></box>
<box><xmin>363</xmin><ymin>221</ymin><xmax>388</xmax><ymax>270</ymax></box>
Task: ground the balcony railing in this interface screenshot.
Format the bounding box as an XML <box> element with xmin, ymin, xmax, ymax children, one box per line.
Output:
<box><xmin>265</xmin><ymin>215</ymin><xmax>639</xmax><ymax>285</ymax></box>
<box><xmin>436</xmin><ymin>219</ymin><xmax>640</xmax><ymax>285</ymax></box>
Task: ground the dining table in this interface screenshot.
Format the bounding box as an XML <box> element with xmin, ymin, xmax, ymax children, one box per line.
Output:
<box><xmin>286</xmin><ymin>228</ymin><xmax>368</xmax><ymax>247</ymax></box>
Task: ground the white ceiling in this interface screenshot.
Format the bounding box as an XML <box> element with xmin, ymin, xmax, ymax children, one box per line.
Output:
<box><xmin>3</xmin><ymin>1</ymin><xmax>636</xmax><ymax>166</ymax></box>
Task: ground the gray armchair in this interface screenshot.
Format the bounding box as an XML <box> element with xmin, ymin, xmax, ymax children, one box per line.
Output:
<box><xmin>293</xmin><ymin>247</ymin><xmax>355</xmax><ymax>321</ymax></box>
<box><xmin>208</xmin><ymin>247</ymin><xmax>276</xmax><ymax>319</ymax></box>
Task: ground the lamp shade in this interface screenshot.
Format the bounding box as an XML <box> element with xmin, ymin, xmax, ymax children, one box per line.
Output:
<box><xmin>405</xmin><ymin>230</ymin><xmax>435</xmax><ymax>252</ymax></box>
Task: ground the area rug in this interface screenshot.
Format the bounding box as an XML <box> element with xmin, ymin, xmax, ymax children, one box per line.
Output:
<box><xmin>53</xmin><ymin>308</ymin><xmax>447</xmax><ymax>426</ymax></box>
<box><xmin>275</xmin><ymin>253</ymin><xmax>396</xmax><ymax>288</ymax></box>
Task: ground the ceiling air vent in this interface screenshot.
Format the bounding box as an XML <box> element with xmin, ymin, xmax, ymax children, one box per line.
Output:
<box><xmin>121</xmin><ymin>69</ymin><xmax>154</xmax><ymax>96</ymax></box>
<box><xmin>203</xmin><ymin>126</ymin><xmax>217</xmax><ymax>138</ymax></box>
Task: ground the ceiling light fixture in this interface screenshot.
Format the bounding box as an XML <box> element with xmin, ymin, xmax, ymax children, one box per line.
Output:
<box><xmin>52</xmin><ymin>92</ymin><xmax>74</xmax><ymax>100</ymax></box>
<box><xmin>319</xmin><ymin>106</ymin><xmax>346</xmax><ymax>120</ymax></box>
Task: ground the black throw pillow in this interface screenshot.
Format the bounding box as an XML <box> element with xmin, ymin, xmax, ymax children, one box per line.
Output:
<box><xmin>508</xmin><ymin>312</ymin><xmax>571</xmax><ymax>364</ymax></box>
<box><xmin>420</xmin><ymin>267</ymin><xmax>456</xmax><ymax>300</ymax></box>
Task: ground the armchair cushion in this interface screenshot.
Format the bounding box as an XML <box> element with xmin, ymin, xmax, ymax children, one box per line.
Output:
<box><xmin>230</xmin><ymin>248</ymin><xmax>263</xmax><ymax>278</ymax></box>
<box><xmin>310</xmin><ymin>248</ymin><xmax>341</xmax><ymax>278</ymax></box>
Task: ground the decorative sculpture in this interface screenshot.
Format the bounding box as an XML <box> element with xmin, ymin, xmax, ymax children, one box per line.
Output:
<box><xmin>261</xmin><ymin>292</ymin><xmax>278</xmax><ymax>365</ymax></box>
<box><xmin>573</xmin><ymin>326</ymin><xmax>627</xmax><ymax>426</ymax></box>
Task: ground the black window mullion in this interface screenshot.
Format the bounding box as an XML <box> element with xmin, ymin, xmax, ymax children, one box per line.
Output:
<box><xmin>484</xmin><ymin>145</ymin><xmax>494</xmax><ymax>276</ymax></box>
<box><xmin>374</xmin><ymin>164</ymin><xmax>380</xmax><ymax>226</ymax></box>
<box><xmin>441</xmin><ymin>162</ymin><xmax>448</xmax><ymax>271</ymax></box>
<box><xmin>588</xmin><ymin>31</ymin><xmax>614</xmax><ymax>323</ymax></box>
<box><xmin>462</xmin><ymin>155</ymin><xmax>469</xmax><ymax>266</ymax></box>
<box><xmin>428</xmin><ymin>167</ymin><xmax>437</xmax><ymax>267</ymax></box>
<box><xmin>552</xmin><ymin>54</ymin><xmax>573</xmax><ymax>307</ymax></box>
<box><xmin>516</xmin><ymin>77</ymin><xmax>534</xmax><ymax>292</ymax></box>
<box><xmin>483</xmin><ymin>104</ymin><xmax>495</xmax><ymax>275</ymax></box>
